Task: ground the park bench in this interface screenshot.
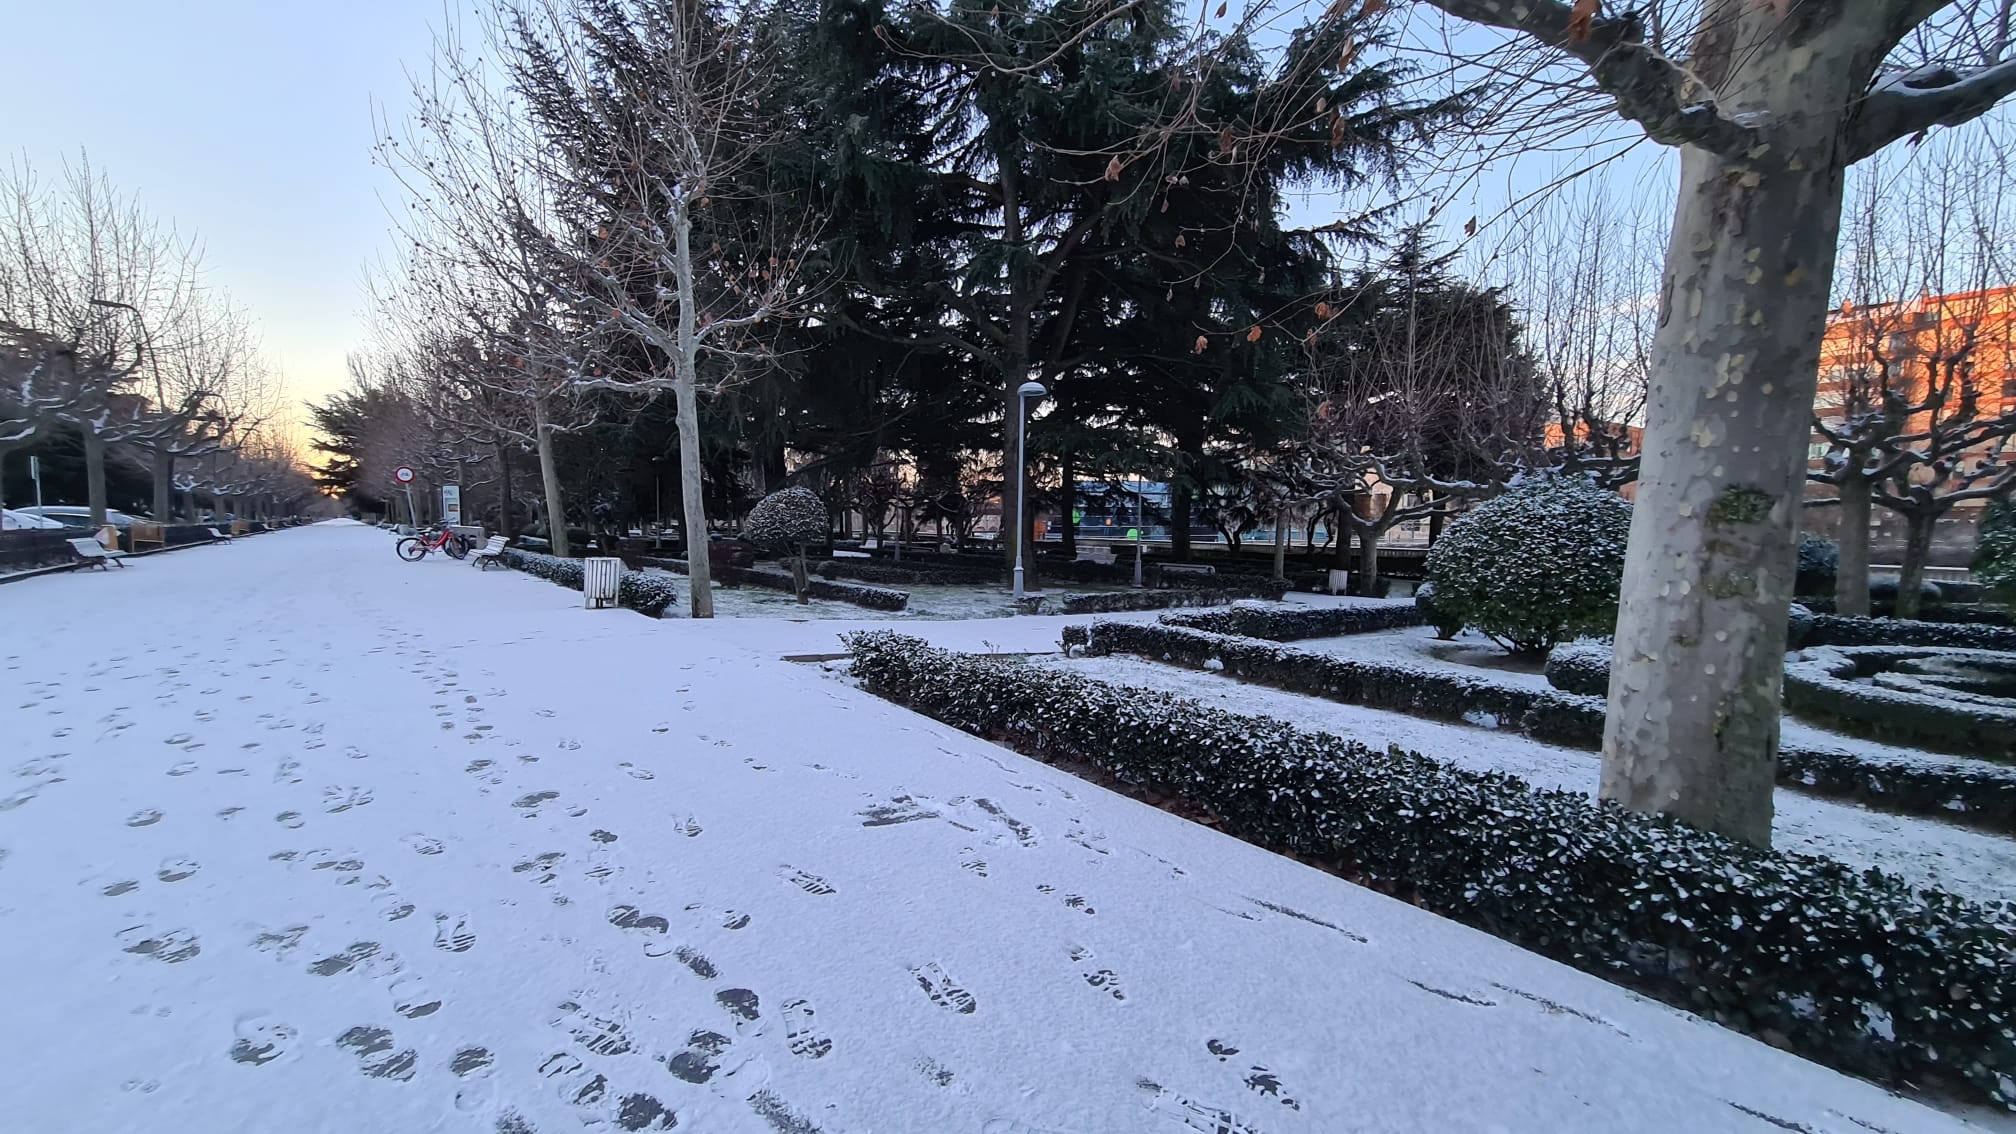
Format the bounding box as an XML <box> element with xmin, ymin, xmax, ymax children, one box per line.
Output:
<box><xmin>129</xmin><ymin>521</ymin><xmax>166</xmax><ymax>551</ymax></box>
<box><xmin>230</xmin><ymin>519</ymin><xmax>249</xmax><ymax>537</ymax></box>
<box><xmin>207</xmin><ymin>526</ymin><xmax>234</xmax><ymax>544</ymax></box>
<box><xmin>1154</xmin><ymin>562</ymin><xmax>1215</xmax><ymax>587</ymax></box>
<box><xmin>470</xmin><ymin>535</ymin><xmax>509</xmax><ymax>570</ymax></box>
<box><xmin>68</xmin><ymin>537</ymin><xmax>127</xmax><ymax>570</ymax></box>
<box><xmin>1076</xmin><ymin>545</ymin><xmax>1117</xmax><ymax>566</ymax></box>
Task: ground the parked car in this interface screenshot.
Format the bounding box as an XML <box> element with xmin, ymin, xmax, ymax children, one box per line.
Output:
<box><xmin>15</xmin><ymin>505</ymin><xmax>143</xmax><ymax>528</ymax></box>
<box><xmin>2</xmin><ymin>508</ymin><xmax>68</xmax><ymax>531</ymax></box>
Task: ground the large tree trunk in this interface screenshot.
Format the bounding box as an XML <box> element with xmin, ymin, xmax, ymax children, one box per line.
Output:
<box><xmin>1834</xmin><ymin>468</ymin><xmax>1872</xmax><ymax>615</ymax></box>
<box><xmin>1058</xmin><ymin>445</ymin><xmax>1076</xmax><ymax>559</ymax></box>
<box><xmin>1272</xmin><ymin>506</ymin><xmax>1289</xmax><ymax>580</ymax></box>
<box><xmin>1170</xmin><ymin>480</ymin><xmax>1193</xmax><ymax>561</ymax></box>
<box><xmin>1600</xmin><ymin>145</ymin><xmax>1847</xmax><ymax>848</ymax></box>
<box><xmin>1357</xmin><ymin>526</ymin><xmax>1383</xmax><ymax>598</ymax></box>
<box><xmin>496</xmin><ymin>441</ymin><xmax>516</xmax><ymax>539</ymax></box>
<box><xmin>1894</xmin><ymin>511</ymin><xmax>1937</xmax><ymax>619</ymax></box>
<box><xmin>83</xmin><ymin>428</ymin><xmax>108</xmax><ymax>528</ymax></box>
<box><xmin>152</xmin><ymin>450</ymin><xmax>172</xmax><ymax>522</ymax></box>
<box><xmin>532</xmin><ymin>397</ymin><xmax>570</xmax><ymax>559</ymax></box>
<box><xmin>671</xmin><ymin>199</ymin><xmax>715</xmax><ymax>617</ymax></box>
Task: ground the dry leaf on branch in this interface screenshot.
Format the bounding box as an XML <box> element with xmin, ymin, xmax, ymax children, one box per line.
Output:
<box><xmin>1463</xmin><ymin>215</ymin><xmax>1478</xmax><ymax>236</ymax></box>
<box><xmin>1218</xmin><ymin>126</ymin><xmax>1235</xmax><ymax>152</ymax></box>
<box><xmin>1567</xmin><ymin>0</ymin><xmax>1598</xmax><ymax>43</ymax></box>
<box><xmin>1245</xmin><ymin>325</ymin><xmax>1263</xmax><ymax>342</ymax></box>
<box><xmin>1175</xmin><ymin>234</ymin><xmax>1187</xmax><ymax>248</ymax></box>
<box><xmin>1192</xmin><ymin>335</ymin><xmax>1209</xmax><ymax>354</ymax></box>
<box><xmin>1359</xmin><ymin>0</ymin><xmax>1385</xmax><ymax>16</ymax></box>
<box><xmin>1104</xmin><ymin>155</ymin><xmax>1123</xmax><ymax>182</ymax></box>
<box><xmin>1214</xmin><ymin>1</ymin><xmax>1227</xmax><ymax>16</ymax></box>
<box><xmin>1315</xmin><ymin>301</ymin><xmax>1331</xmax><ymax>319</ymax></box>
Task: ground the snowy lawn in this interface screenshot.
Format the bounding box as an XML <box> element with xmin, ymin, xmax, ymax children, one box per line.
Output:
<box><xmin>0</xmin><ymin>521</ymin><xmax>1991</xmax><ymax>1133</ymax></box>
<box><xmin>1036</xmin><ymin>653</ymin><xmax>2016</xmax><ymax>910</ymax></box>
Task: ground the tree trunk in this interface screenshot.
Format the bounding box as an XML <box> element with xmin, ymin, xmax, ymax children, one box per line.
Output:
<box><xmin>1428</xmin><ymin>496</ymin><xmax>1446</xmax><ymax>545</ymax></box>
<box><xmin>1358</xmin><ymin>527</ymin><xmax>1383</xmax><ymax>598</ymax></box>
<box><xmin>671</xmin><ymin>197</ymin><xmax>715</xmax><ymax>617</ymax></box>
<box><xmin>83</xmin><ymin>428</ymin><xmax>108</xmax><ymax>528</ymax></box>
<box><xmin>1272</xmin><ymin>506</ymin><xmax>1289</xmax><ymax>580</ymax></box>
<box><xmin>496</xmin><ymin>442</ymin><xmax>516</xmax><ymax>539</ymax></box>
<box><xmin>152</xmin><ymin>450</ymin><xmax>172</xmax><ymax>522</ymax></box>
<box><xmin>1894</xmin><ymin>512</ymin><xmax>1937</xmax><ymax>619</ymax></box>
<box><xmin>1834</xmin><ymin>468</ymin><xmax>1872</xmax><ymax>616</ymax></box>
<box><xmin>790</xmin><ymin>548</ymin><xmax>810</xmax><ymax>604</ymax></box>
<box><xmin>1170</xmin><ymin>480</ymin><xmax>1192</xmax><ymax>561</ymax></box>
<box><xmin>1331</xmin><ymin>508</ymin><xmax>1353</xmax><ymax>569</ymax></box>
<box><xmin>1600</xmin><ymin>145</ymin><xmax>1847</xmax><ymax>849</ymax></box>
<box><xmin>532</xmin><ymin>397</ymin><xmax>570</xmax><ymax>558</ymax></box>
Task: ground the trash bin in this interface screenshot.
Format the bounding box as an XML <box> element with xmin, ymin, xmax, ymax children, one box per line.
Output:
<box><xmin>584</xmin><ymin>557</ymin><xmax>622</xmax><ymax>609</ymax></box>
<box><xmin>1327</xmin><ymin>568</ymin><xmax>1350</xmax><ymax>595</ymax></box>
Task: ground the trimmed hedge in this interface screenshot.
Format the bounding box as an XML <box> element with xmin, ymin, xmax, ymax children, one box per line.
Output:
<box><xmin>1091</xmin><ymin>619</ymin><xmax>2016</xmax><ymax>834</ymax></box>
<box><xmin>498</xmin><ymin>548</ymin><xmax>678</xmax><ymax>617</ymax></box>
<box><xmin>1543</xmin><ymin>639</ymin><xmax>1612</xmax><ymax>697</ymax></box>
<box><xmin>1052</xmin><ymin>582</ymin><xmax>1287</xmax><ymax>615</ymax></box>
<box><xmin>1162</xmin><ymin>601</ymin><xmax>1422</xmax><ymax>641</ymax></box>
<box><xmin>1802</xmin><ymin>598</ymin><xmax>2013</xmax><ymax>625</ymax></box>
<box><xmin>1784</xmin><ymin>647</ymin><xmax>2016</xmax><ymax>761</ymax></box>
<box><xmin>818</xmin><ymin>559</ymin><xmax>1000</xmax><ymax>587</ymax></box>
<box><xmin>1804</xmin><ymin>614</ymin><xmax>2016</xmax><ymax>651</ymax></box>
<box><xmin>844</xmin><ymin>631</ymin><xmax>2016</xmax><ymax>1109</ymax></box>
<box><xmin>639</xmin><ymin>555</ymin><xmax>908</xmax><ymax>612</ymax></box>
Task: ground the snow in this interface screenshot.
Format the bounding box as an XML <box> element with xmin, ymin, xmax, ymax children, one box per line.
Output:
<box><xmin>0</xmin><ymin>521</ymin><xmax>1990</xmax><ymax>1133</ymax></box>
<box><xmin>1037</xmin><ymin>654</ymin><xmax>2016</xmax><ymax>911</ymax></box>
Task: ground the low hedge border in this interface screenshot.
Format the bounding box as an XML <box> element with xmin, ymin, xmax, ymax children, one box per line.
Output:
<box><xmin>639</xmin><ymin>555</ymin><xmax>908</xmax><ymax>612</ymax></box>
<box><xmin>1803</xmin><ymin>614</ymin><xmax>2016</xmax><ymax>651</ymax></box>
<box><xmin>1087</xmin><ymin>620</ymin><xmax>2016</xmax><ymax>834</ymax></box>
<box><xmin>1802</xmin><ymin>598</ymin><xmax>2016</xmax><ymax>627</ymax></box>
<box><xmin>1050</xmin><ymin>582</ymin><xmax>1288</xmax><ymax>615</ymax></box>
<box><xmin>498</xmin><ymin>548</ymin><xmax>679</xmax><ymax>617</ymax></box>
<box><xmin>1161</xmin><ymin>602</ymin><xmax>1422</xmax><ymax>641</ymax></box>
<box><xmin>817</xmin><ymin>559</ymin><xmax>999</xmax><ymax>587</ymax></box>
<box><xmin>1784</xmin><ymin>647</ymin><xmax>2016</xmax><ymax>761</ymax></box>
<box><xmin>842</xmin><ymin>631</ymin><xmax>2016</xmax><ymax>1109</ymax></box>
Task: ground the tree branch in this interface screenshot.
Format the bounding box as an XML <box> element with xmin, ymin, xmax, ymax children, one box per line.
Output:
<box><xmin>1848</xmin><ymin>59</ymin><xmax>2016</xmax><ymax>161</ymax></box>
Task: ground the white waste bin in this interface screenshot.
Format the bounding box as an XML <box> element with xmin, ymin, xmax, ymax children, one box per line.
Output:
<box><xmin>584</xmin><ymin>557</ymin><xmax>622</xmax><ymax>609</ymax></box>
<box><xmin>1327</xmin><ymin>568</ymin><xmax>1351</xmax><ymax>595</ymax></box>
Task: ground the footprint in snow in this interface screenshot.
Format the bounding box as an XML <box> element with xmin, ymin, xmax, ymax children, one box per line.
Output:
<box><xmin>228</xmin><ymin>1014</ymin><xmax>298</xmax><ymax>1067</ymax></box>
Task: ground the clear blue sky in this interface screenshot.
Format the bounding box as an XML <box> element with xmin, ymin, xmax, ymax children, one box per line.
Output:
<box><xmin>4</xmin><ymin>0</ymin><xmax>456</xmax><ymax>436</ymax></box>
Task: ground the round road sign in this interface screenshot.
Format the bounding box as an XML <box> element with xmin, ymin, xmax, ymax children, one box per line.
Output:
<box><xmin>394</xmin><ymin>466</ymin><xmax>416</xmax><ymax>484</ymax></box>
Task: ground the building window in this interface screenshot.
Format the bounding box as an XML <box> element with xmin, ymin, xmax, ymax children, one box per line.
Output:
<box><xmin>1808</xmin><ymin>441</ymin><xmax>1832</xmax><ymax>459</ymax></box>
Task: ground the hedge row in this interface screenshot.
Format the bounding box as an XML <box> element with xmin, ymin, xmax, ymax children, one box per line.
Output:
<box><xmin>1784</xmin><ymin>647</ymin><xmax>2016</xmax><ymax>761</ymax></box>
<box><xmin>1802</xmin><ymin>597</ymin><xmax>2015</xmax><ymax>626</ymax></box>
<box><xmin>498</xmin><ymin>548</ymin><xmax>679</xmax><ymax>617</ymax></box>
<box><xmin>1086</xmin><ymin>620</ymin><xmax>2016</xmax><ymax>834</ymax></box>
<box><xmin>817</xmin><ymin>559</ymin><xmax>999</xmax><ymax>587</ymax></box>
<box><xmin>843</xmin><ymin>631</ymin><xmax>2016</xmax><ymax>1108</ymax></box>
<box><xmin>638</xmin><ymin>555</ymin><xmax>908</xmax><ymax>611</ymax></box>
<box><xmin>1803</xmin><ymin>614</ymin><xmax>2016</xmax><ymax>651</ymax></box>
<box><xmin>1051</xmin><ymin>581</ymin><xmax>1288</xmax><ymax>615</ymax></box>
<box><xmin>1161</xmin><ymin>601</ymin><xmax>1422</xmax><ymax>641</ymax></box>
<box><xmin>1543</xmin><ymin>639</ymin><xmax>1612</xmax><ymax>697</ymax></box>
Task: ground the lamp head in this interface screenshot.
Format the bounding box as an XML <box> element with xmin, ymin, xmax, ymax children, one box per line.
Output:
<box><xmin>1017</xmin><ymin>380</ymin><xmax>1047</xmax><ymax>399</ymax></box>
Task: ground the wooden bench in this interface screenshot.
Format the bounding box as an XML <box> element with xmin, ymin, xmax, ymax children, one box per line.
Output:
<box><xmin>128</xmin><ymin>521</ymin><xmax>167</xmax><ymax>551</ymax></box>
<box><xmin>470</xmin><ymin>535</ymin><xmax>509</xmax><ymax>570</ymax></box>
<box><xmin>230</xmin><ymin>519</ymin><xmax>249</xmax><ymax>537</ymax></box>
<box><xmin>69</xmin><ymin>537</ymin><xmax>128</xmax><ymax>570</ymax></box>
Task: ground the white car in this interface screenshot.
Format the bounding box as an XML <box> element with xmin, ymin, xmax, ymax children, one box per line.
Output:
<box><xmin>2</xmin><ymin>508</ymin><xmax>68</xmax><ymax>530</ymax></box>
<box><xmin>13</xmin><ymin>505</ymin><xmax>143</xmax><ymax>528</ymax></box>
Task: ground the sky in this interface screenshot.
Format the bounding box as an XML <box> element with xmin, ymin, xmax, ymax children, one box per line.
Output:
<box><xmin>1</xmin><ymin>0</ymin><xmax>1677</xmax><ymax>455</ymax></box>
<box><xmin>3</xmin><ymin>0</ymin><xmax>458</xmax><ymax>442</ymax></box>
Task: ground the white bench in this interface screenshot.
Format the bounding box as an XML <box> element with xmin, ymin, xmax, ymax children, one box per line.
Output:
<box><xmin>207</xmin><ymin>527</ymin><xmax>234</xmax><ymax>544</ymax></box>
<box><xmin>470</xmin><ymin>535</ymin><xmax>509</xmax><ymax>570</ymax></box>
<box><xmin>69</xmin><ymin>537</ymin><xmax>128</xmax><ymax>570</ymax></box>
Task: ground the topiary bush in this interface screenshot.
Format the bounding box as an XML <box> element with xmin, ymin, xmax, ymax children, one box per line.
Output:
<box><xmin>1796</xmin><ymin>532</ymin><xmax>1839</xmax><ymax>597</ymax></box>
<box><xmin>1870</xmin><ymin>576</ymin><xmax>1944</xmax><ymax>606</ymax></box>
<box><xmin>1413</xmin><ymin>581</ymin><xmax>1463</xmax><ymax>639</ymax></box>
<box><xmin>1425</xmin><ymin>476</ymin><xmax>1632</xmax><ymax>657</ymax></box>
<box><xmin>1543</xmin><ymin>638</ymin><xmax>1612</xmax><ymax>696</ymax></box>
<box><xmin>1978</xmin><ymin>502</ymin><xmax>2016</xmax><ymax>606</ymax></box>
<box><xmin>744</xmin><ymin>486</ymin><xmax>828</xmax><ymax>603</ymax></box>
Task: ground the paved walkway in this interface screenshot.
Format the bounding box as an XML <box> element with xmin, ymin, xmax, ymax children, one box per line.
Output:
<box><xmin>0</xmin><ymin>522</ymin><xmax>1974</xmax><ymax>1133</ymax></box>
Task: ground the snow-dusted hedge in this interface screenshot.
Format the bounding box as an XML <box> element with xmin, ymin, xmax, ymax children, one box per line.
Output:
<box><xmin>1053</xmin><ymin>579</ymin><xmax>1291</xmax><ymax>615</ymax></box>
<box><xmin>1784</xmin><ymin>646</ymin><xmax>2016</xmax><ymax>761</ymax></box>
<box><xmin>637</xmin><ymin>555</ymin><xmax>908</xmax><ymax>611</ymax></box>
<box><xmin>817</xmin><ymin>559</ymin><xmax>999</xmax><ymax>587</ymax></box>
<box><xmin>1161</xmin><ymin>602</ymin><xmax>1422</xmax><ymax>641</ymax></box>
<box><xmin>496</xmin><ymin>548</ymin><xmax>678</xmax><ymax>618</ymax></box>
<box><xmin>1091</xmin><ymin>619</ymin><xmax>2016</xmax><ymax>833</ymax></box>
<box><xmin>1543</xmin><ymin>638</ymin><xmax>1612</xmax><ymax>697</ymax></box>
<box><xmin>742</xmin><ymin>486</ymin><xmax>827</xmax><ymax>552</ymax></box>
<box><xmin>1802</xmin><ymin>614</ymin><xmax>2016</xmax><ymax>651</ymax></box>
<box><xmin>1413</xmin><ymin>581</ymin><xmax>1463</xmax><ymax>639</ymax></box>
<box><xmin>844</xmin><ymin>631</ymin><xmax>2016</xmax><ymax>1108</ymax></box>
<box><xmin>1424</xmin><ymin>476</ymin><xmax>1632</xmax><ymax>656</ymax></box>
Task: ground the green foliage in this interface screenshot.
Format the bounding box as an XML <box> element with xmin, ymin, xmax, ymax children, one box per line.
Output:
<box><xmin>846</xmin><ymin>631</ymin><xmax>2016</xmax><ymax>1109</ymax></box>
<box><xmin>743</xmin><ymin>487</ymin><xmax>828</xmax><ymax>553</ymax></box>
<box><xmin>1795</xmin><ymin>533</ymin><xmax>1838</xmax><ymax>596</ymax></box>
<box><xmin>1425</xmin><ymin>476</ymin><xmax>1632</xmax><ymax>656</ymax></box>
<box><xmin>1978</xmin><ymin>502</ymin><xmax>2016</xmax><ymax>604</ymax></box>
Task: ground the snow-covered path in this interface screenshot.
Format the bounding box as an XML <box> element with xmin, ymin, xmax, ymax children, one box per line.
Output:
<box><xmin>0</xmin><ymin>522</ymin><xmax>1983</xmax><ymax>1133</ymax></box>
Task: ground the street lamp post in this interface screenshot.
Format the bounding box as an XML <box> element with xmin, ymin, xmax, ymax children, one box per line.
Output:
<box><xmin>1133</xmin><ymin>474</ymin><xmax>1146</xmax><ymax>588</ymax></box>
<box><xmin>1011</xmin><ymin>380</ymin><xmax>1047</xmax><ymax>601</ymax></box>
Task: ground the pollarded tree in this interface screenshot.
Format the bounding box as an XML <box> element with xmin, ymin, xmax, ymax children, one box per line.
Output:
<box><xmin>743</xmin><ymin>485</ymin><xmax>827</xmax><ymax>602</ymax></box>
<box><xmin>1404</xmin><ymin>0</ymin><xmax>2016</xmax><ymax>846</ymax></box>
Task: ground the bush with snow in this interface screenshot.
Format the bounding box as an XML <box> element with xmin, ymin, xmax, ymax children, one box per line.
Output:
<box><xmin>1413</xmin><ymin>581</ymin><xmax>1464</xmax><ymax>640</ymax></box>
<box><xmin>1980</xmin><ymin>503</ymin><xmax>2016</xmax><ymax>604</ymax></box>
<box><xmin>845</xmin><ymin>630</ymin><xmax>2016</xmax><ymax>1108</ymax></box>
<box><xmin>1543</xmin><ymin>638</ymin><xmax>1612</xmax><ymax>697</ymax></box>
<box><xmin>1425</xmin><ymin>476</ymin><xmax>1631</xmax><ymax>657</ymax></box>
<box><xmin>743</xmin><ymin>486</ymin><xmax>828</xmax><ymax>603</ymax></box>
<box><xmin>1796</xmin><ymin>533</ymin><xmax>1838</xmax><ymax>597</ymax></box>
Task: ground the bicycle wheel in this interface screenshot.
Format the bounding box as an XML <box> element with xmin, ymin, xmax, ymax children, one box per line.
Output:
<box><xmin>396</xmin><ymin>538</ymin><xmax>428</xmax><ymax>562</ymax></box>
<box><xmin>444</xmin><ymin>534</ymin><xmax>470</xmax><ymax>560</ymax></box>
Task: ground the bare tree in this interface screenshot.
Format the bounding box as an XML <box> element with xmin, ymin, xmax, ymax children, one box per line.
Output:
<box><xmin>1385</xmin><ymin>0</ymin><xmax>2016</xmax><ymax>846</ymax></box>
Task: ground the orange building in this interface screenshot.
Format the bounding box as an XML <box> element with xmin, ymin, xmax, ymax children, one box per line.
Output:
<box><xmin>1806</xmin><ymin>285</ymin><xmax>2016</xmax><ymax>563</ymax></box>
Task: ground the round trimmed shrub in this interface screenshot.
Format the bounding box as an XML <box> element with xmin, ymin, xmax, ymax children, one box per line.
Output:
<box><xmin>744</xmin><ymin>486</ymin><xmax>829</xmax><ymax>603</ymax></box>
<box><xmin>1795</xmin><ymin>533</ymin><xmax>1838</xmax><ymax>597</ymax></box>
<box><xmin>1544</xmin><ymin>638</ymin><xmax>1613</xmax><ymax>696</ymax></box>
<box><xmin>1425</xmin><ymin>476</ymin><xmax>1632</xmax><ymax>658</ymax></box>
<box><xmin>1414</xmin><ymin>582</ymin><xmax>1463</xmax><ymax>640</ymax></box>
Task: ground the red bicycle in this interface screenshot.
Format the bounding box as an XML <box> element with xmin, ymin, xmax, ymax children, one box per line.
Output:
<box><xmin>397</xmin><ymin>525</ymin><xmax>469</xmax><ymax>561</ymax></box>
